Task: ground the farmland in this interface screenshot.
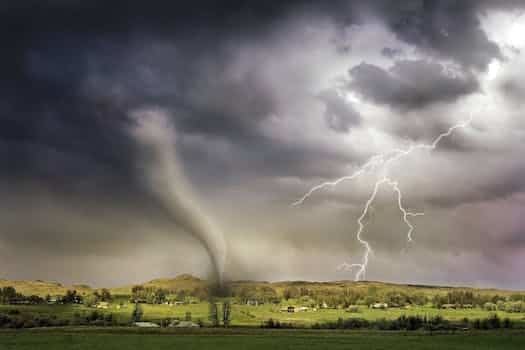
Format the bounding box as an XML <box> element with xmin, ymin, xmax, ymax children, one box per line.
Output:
<box><xmin>2</xmin><ymin>275</ymin><xmax>525</xmax><ymax>349</ymax></box>
<box><xmin>1</xmin><ymin>302</ymin><xmax>525</xmax><ymax>327</ymax></box>
<box><xmin>1</xmin><ymin>274</ymin><xmax>525</xmax><ymax>328</ymax></box>
<box><xmin>2</xmin><ymin>328</ymin><xmax>525</xmax><ymax>350</ymax></box>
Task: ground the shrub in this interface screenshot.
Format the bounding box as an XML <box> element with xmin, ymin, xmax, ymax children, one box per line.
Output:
<box><xmin>484</xmin><ymin>302</ymin><xmax>497</xmax><ymax>311</ymax></box>
<box><xmin>262</xmin><ymin>318</ymin><xmax>294</xmax><ymax>329</ymax></box>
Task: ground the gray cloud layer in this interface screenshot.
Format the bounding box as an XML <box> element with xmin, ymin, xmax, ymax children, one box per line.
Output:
<box><xmin>349</xmin><ymin>60</ymin><xmax>479</xmax><ymax>110</ymax></box>
<box><xmin>1</xmin><ymin>0</ymin><xmax>525</xmax><ymax>288</ymax></box>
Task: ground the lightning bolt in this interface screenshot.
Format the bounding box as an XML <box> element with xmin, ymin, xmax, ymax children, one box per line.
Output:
<box><xmin>294</xmin><ymin>114</ymin><xmax>473</xmax><ymax>281</ymax></box>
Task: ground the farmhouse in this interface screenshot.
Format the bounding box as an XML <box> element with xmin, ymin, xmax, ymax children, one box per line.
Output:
<box><xmin>370</xmin><ymin>302</ymin><xmax>388</xmax><ymax>309</ymax></box>
<box><xmin>280</xmin><ymin>306</ymin><xmax>296</xmax><ymax>312</ymax></box>
<box><xmin>346</xmin><ymin>305</ymin><xmax>359</xmax><ymax>313</ymax></box>
<box><xmin>133</xmin><ymin>322</ymin><xmax>160</xmax><ymax>328</ymax></box>
<box><xmin>95</xmin><ymin>301</ymin><xmax>110</xmax><ymax>309</ymax></box>
<box><xmin>47</xmin><ymin>297</ymin><xmax>59</xmax><ymax>304</ymax></box>
<box><xmin>441</xmin><ymin>304</ymin><xmax>457</xmax><ymax>309</ymax></box>
<box><xmin>169</xmin><ymin>320</ymin><xmax>200</xmax><ymax>328</ymax></box>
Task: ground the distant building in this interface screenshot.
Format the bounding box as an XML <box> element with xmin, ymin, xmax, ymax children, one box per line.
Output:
<box><xmin>286</xmin><ymin>306</ymin><xmax>296</xmax><ymax>313</ymax></box>
<box><xmin>133</xmin><ymin>322</ymin><xmax>160</xmax><ymax>328</ymax></box>
<box><xmin>47</xmin><ymin>297</ymin><xmax>59</xmax><ymax>304</ymax></box>
<box><xmin>96</xmin><ymin>301</ymin><xmax>110</xmax><ymax>309</ymax></box>
<box><xmin>370</xmin><ymin>302</ymin><xmax>388</xmax><ymax>309</ymax></box>
<box><xmin>346</xmin><ymin>305</ymin><xmax>360</xmax><ymax>313</ymax></box>
<box><xmin>170</xmin><ymin>320</ymin><xmax>200</xmax><ymax>328</ymax></box>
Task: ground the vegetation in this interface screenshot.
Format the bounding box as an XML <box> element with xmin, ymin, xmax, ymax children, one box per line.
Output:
<box><xmin>1</xmin><ymin>274</ymin><xmax>525</xmax><ymax>330</ymax></box>
<box><xmin>2</xmin><ymin>329</ymin><xmax>525</xmax><ymax>350</ymax></box>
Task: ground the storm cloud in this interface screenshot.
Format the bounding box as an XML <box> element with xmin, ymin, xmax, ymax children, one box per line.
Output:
<box><xmin>1</xmin><ymin>0</ymin><xmax>525</xmax><ymax>289</ymax></box>
<box><xmin>348</xmin><ymin>60</ymin><xmax>479</xmax><ymax>110</ymax></box>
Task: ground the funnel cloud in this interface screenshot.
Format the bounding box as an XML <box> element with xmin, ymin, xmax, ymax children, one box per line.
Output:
<box><xmin>1</xmin><ymin>1</ymin><xmax>525</xmax><ymax>289</ymax></box>
<box><xmin>131</xmin><ymin>109</ymin><xmax>226</xmax><ymax>283</ymax></box>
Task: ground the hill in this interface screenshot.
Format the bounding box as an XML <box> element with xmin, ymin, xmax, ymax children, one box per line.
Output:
<box><xmin>0</xmin><ymin>279</ymin><xmax>92</xmax><ymax>297</ymax></box>
<box><xmin>2</xmin><ymin>274</ymin><xmax>522</xmax><ymax>299</ymax></box>
<box><xmin>110</xmin><ymin>274</ymin><xmax>206</xmax><ymax>295</ymax></box>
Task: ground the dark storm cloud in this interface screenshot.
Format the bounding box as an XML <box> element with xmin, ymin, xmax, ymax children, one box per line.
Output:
<box><xmin>0</xmin><ymin>0</ymin><xmax>370</xmax><ymax>192</ymax></box>
<box><xmin>318</xmin><ymin>89</ymin><xmax>361</xmax><ymax>133</ymax></box>
<box><xmin>0</xmin><ymin>0</ymin><xmax>514</xmax><ymax>185</ymax></box>
<box><xmin>381</xmin><ymin>47</ymin><xmax>403</xmax><ymax>59</ymax></box>
<box><xmin>348</xmin><ymin>60</ymin><xmax>479</xmax><ymax>110</ymax></box>
<box><xmin>2</xmin><ymin>0</ymin><xmax>525</xmax><ymax>287</ymax></box>
<box><xmin>378</xmin><ymin>0</ymin><xmax>503</xmax><ymax>70</ymax></box>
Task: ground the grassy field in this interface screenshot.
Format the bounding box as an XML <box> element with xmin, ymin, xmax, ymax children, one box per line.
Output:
<box><xmin>2</xmin><ymin>302</ymin><xmax>525</xmax><ymax>327</ymax></box>
<box><xmin>2</xmin><ymin>274</ymin><xmax>525</xmax><ymax>328</ymax></box>
<box><xmin>2</xmin><ymin>328</ymin><xmax>525</xmax><ymax>349</ymax></box>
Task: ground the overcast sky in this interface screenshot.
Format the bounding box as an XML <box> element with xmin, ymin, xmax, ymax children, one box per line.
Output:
<box><xmin>1</xmin><ymin>0</ymin><xmax>525</xmax><ymax>289</ymax></box>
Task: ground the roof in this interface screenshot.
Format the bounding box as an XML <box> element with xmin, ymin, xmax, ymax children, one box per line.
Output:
<box><xmin>133</xmin><ymin>322</ymin><xmax>160</xmax><ymax>328</ymax></box>
<box><xmin>172</xmin><ymin>321</ymin><xmax>200</xmax><ymax>328</ymax></box>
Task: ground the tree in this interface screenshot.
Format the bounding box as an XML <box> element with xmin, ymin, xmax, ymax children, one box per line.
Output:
<box><xmin>222</xmin><ymin>301</ymin><xmax>231</xmax><ymax>327</ymax></box>
<box><xmin>83</xmin><ymin>293</ymin><xmax>98</xmax><ymax>307</ymax></box>
<box><xmin>283</xmin><ymin>287</ymin><xmax>299</xmax><ymax>300</ymax></box>
<box><xmin>99</xmin><ymin>288</ymin><xmax>112</xmax><ymax>302</ymax></box>
<box><xmin>1</xmin><ymin>286</ymin><xmax>16</xmax><ymax>304</ymax></box>
<box><xmin>208</xmin><ymin>302</ymin><xmax>219</xmax><ymax>327</ymax></box>
<box><xmin>484</xmin><ymin>302</ymin><xmax>497</xmax><ymax>311</ymax></box>
<box><xmin>63</xmin><ymin>290</ymin><xmax>82</xmax><ymax>304</ymax></box>
<box><xmin>176</xmin><ymin>290</ymin><xmax>187</xmax><ymax>301</ymax></box>
<box><xmin>132</xmin><ymin>303</ymin><xmax>143</xmax><ymax>322</ymax></box>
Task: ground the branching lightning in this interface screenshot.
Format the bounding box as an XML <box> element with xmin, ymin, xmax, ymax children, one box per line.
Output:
<box><xmin>293</xmin><ymin>114</ymin><xmax>473</xmax><ymax>281</ymax></box>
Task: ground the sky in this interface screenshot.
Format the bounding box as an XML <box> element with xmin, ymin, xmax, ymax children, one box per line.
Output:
<box><xmin>1</xmin><ymin>0</ymin><xmax>525</xmax><ymax>289</ymax></box>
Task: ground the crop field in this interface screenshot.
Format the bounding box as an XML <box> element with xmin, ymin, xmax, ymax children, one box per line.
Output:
<box><xmin>2</xmin><ymin>329</ymin><xmax>525</xmax><ymax>350</ymax></box>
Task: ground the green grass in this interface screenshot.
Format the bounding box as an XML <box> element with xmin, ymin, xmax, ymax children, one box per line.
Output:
<box><xmin>2</xmin><ymin>302</ymin><xmax>525</xmax><ymax>327</ymax></box>
<box><xmin>2</xmin><ymin>329</ymin><xmax>525</xmax><ymax>349</ymax></box>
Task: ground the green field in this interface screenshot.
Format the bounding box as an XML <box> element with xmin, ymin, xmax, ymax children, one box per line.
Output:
<box><xmin>2</xmin><ymin>274</ymin><xmax>525</xmax><ymax>329</ymax></box>
<box><xmin>2</xmin><ymin>302</ymin><xmax>525</xmax><ymax>327</ymax></box>
<box><xmin>2</xmin><ymin>329</ymin><xmax>525</xmax><ymax>350</ymax></box>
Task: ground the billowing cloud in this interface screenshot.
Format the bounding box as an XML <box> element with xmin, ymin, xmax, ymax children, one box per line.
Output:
<box><xmin>1</xmin><ymin>1</ymin><xmax>525</xmax><ymax>289</ymax></box>
<box><xmin>318</xmin><ymin>89</ymin><xmax>361</xmax><ymax>132</ymax></box>
<box><xmin>348</xmin><ymin>60</ymin><xmax>479</xmax><ymax>110</ymax></box>
<box><xmin>380</xmin><ymin>0</ymin><xmax>503</xmax><ymax>70</ymax></box>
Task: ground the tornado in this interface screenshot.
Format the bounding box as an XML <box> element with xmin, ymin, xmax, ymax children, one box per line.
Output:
<box><xmin>130</xmin><ymin>109</ymin><xmax>226</xmax><ymax>284</ymax></box>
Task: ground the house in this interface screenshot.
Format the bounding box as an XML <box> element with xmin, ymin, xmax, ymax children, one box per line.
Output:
<box><xmin>346</xmin><ymin>305</ymin><xmax>359</xmax><ymax>313</ymax></box>
<box><xmin>296</xmin><ymin>306</ymin><xmax>309</xmax><ymax>312</ymax></box>
<box><xmin>320</xmin><ymin>302</ymin><xmax>329</xmax><ymax>309</ymax></box>
<box><xmin>170</xmin><ymin>320</ymin><xmax>200</xmax><ymax>328</ymax></box>
<box><xmin>287</xmin><ymin>306</ymin><xmax>296</xmax><ymax>313</ymax></box>
<box><xmin>96</xmin><ymin>301</ymin><xmax>110</xmax><ymax>309</ymax></box>
<box><xmin>47</xmin><ymin>297</ymin><xmax>59</xmax><ymax>304</ymax></box>
<box><xmin>370</xmin><ymin>302</ymin><xmax>388</xmax><ymax>309</ymax></box>
<box><xmin>133</xmin><ymin>322</ymin><xmax>160</xmax><ymax>328</ymax></box>
<box><xmin>441</xmin><ymin>304</ymin><xmax>457</xmax><ymax>309</ymax></box>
